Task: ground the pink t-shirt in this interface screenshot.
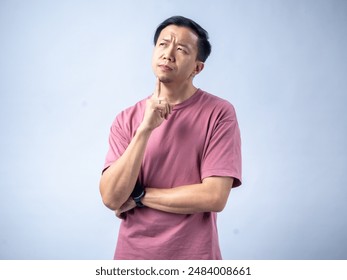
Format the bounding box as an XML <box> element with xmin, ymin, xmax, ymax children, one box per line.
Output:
<box><xmin>103</xmin><ymin>89</ymin><xmax>242</xmax><ymax>259</ymax></box>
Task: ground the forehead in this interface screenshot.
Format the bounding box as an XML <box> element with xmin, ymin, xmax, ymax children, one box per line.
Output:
<box><xmin>158</xmin><ymin>25</ymin><xmax>199</xmax><ymax>46</ymax></box>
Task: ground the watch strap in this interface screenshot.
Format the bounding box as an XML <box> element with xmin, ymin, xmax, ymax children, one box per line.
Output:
<box><xmin>133</xmin><ymin>190</ymin><xmax>146</xmax><ymax>208</ymax></box>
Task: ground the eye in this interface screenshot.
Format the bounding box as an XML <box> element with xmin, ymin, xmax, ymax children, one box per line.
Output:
<box><xmin>177</xmin><ymin>47</ymin><xmax>187</xmax><ymax>53</ymax></box>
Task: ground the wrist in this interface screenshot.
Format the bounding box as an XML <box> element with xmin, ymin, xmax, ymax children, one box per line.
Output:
<box><xmin>131</xmin><ymin>180</ymin><xmax>146</xmax><ymax>208</ymax></box>
<box><xmin>137</xmin><ymin>123</ymin><xmax>154</xmax><ymax>135</ymax></box>
<box><xmin>132</xmin><ymin>189</ymin><xmax>146</xmax><ymax>208</ymax></box>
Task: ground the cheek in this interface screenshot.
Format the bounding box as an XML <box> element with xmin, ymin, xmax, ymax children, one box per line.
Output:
<box><xmin>180</xmin><ymin>60</ymin><xmax>196</xmax><ymax>74</ymax></box>
<box><xmin>151</xmin><ymin>49</ymin><xmax>164</xmax><ymax>71</ymax></box>
<box><xmin>151</xmin><ymin>51</ymin><xmax>157</xmax><ymax>67</ymax></box>
<box><xmin>151</xmin><ymin>49</ymin><xmax>161</xmax><ymax>63</ymax></box>
<box><xmin>151</xmin><ymin>55</ymin><xmax>159</xmax><ymax>75</ymax></box>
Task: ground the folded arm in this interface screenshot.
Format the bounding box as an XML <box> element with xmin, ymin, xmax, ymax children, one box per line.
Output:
<box><xmin>116</xmin><ymin>176</ymin><xmax>233</xmax><ymax>217</ymax></box>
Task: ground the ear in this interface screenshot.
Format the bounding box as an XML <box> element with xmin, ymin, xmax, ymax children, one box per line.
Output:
<box><xmin>191</xmin><ymin>61</ymin><xmax>204</xmax><ymax>78</ymax></box>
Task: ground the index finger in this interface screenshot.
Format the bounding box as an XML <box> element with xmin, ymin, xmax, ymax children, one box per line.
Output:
<box><xmin>155</xmin><ymin>77</ymin><xmax>161</xmax><ymax>98</ymax></box>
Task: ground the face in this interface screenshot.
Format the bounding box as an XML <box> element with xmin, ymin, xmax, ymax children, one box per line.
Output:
<box><xmin>152</xmin><ymin>25</ymin><xmax>204</xmax><ymax>84</ymax></box>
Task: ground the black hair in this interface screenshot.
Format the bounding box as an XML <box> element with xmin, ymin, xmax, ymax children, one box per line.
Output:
<box><xmin>153</xmin><ymin>16</ymin><xmax>212</xmax><ymax>62</ymax></box>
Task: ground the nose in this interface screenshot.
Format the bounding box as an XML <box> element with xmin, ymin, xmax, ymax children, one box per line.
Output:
<box><xmin>163</xmin><ymin>45</ymin><xmax>175</xmax><ymax>62</ymax></box>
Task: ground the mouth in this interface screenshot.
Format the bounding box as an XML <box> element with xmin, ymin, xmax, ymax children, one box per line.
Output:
<box><xmin>158</xmin><ymin>64</ymin><xmax>173</xmax><ymax>72</ymax></box>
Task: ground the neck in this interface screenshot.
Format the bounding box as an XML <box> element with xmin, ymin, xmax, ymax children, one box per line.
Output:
<box><xmin>159</xmin><ymin>81</ymin><xmax>198</xmax><ymax>104</ymax></box>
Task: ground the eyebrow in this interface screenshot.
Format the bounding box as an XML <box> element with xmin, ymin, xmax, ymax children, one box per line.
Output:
<box><xmin>178</xmin><ymin>43</ymin><xmax>190</xmax><ymax>49</ymax></box>
<box><xmin>161</xmin><ymin>38</ymin><xmax>191</xmax><ymax>49</ymax></box>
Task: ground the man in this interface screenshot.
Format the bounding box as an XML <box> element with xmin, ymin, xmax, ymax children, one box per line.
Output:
<box><xmin>100</xmin><ymin>16</ymin><xmax>242</xmax><ymax>260</ymax></box>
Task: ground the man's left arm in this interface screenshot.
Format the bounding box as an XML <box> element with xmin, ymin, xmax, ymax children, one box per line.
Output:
<box><xmin>116</xmin><ymin>177</ymin><xmax>233</xmax><ymax>217</ymax></box>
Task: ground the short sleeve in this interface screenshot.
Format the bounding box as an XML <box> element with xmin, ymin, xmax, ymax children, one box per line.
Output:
<box><xmin>102</xmin><ymin>99</ymin><xmax>146</xmax><ymax>174</ymax></box>
<box><xmin>201</xmin><ymin>103</ymin><xmax>242</xmax><ymax>187</ymax></box>
<box><xmin>103</xmin><ymin>117</ymin><xmax>130</xmax><ymax>173</ymax></box>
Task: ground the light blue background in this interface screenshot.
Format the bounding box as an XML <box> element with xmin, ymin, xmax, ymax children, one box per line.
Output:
<box><xmin>1</xmin><ymin>0</ymin><xmax>346</xmax><ymax>259</ymax></box>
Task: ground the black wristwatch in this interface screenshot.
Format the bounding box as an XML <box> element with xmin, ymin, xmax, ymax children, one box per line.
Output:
<box><xmin>132</xmin><ymin>190</ymin><xmax>146</xmax><ymax>208</ymax></box>
<box><xmin>131</xmin><ymin>179</ymin><xmax>146</xmax><ymax>208</ymax></box>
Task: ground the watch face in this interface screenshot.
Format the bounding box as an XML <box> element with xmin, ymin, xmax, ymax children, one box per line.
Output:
<box><xmin>133</xmin><ymin>190</ymin><xmax>145</xmax><ymax>208</ymax></box>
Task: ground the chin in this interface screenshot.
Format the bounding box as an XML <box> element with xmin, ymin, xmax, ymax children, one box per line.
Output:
<box><xmin>157</xmin><ymin>75</ymin><xmax>173</xmax><ymax>84</ymax></box>
<box><xmin>159</xmin><ymin>78</ymin><xmax>173</xmax><ymax>84</ymax></box>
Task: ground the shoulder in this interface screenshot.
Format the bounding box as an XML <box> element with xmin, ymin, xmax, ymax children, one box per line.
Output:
<box><xmin>120</xmin><ymin>98</ymin><xmax>147</xmax><ymax>117</ymax></box>
<box><xmin>117</xmin><ymin>97</ymin><xmax>147</xmax><ymax>119</ymax></box>
<box><xmin>197</xmin><ymin>89</ymin><xmax>237</xmax><ymax>119</ymax></box>
<box><xmin>112</xmin><ymin>97</ymin><xmax>148</xmax><ymax>130</ymax></box>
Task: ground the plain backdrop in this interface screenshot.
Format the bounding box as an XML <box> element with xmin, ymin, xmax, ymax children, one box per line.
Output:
<box><xmin>1</xmin><ymin>0</ymin><xmax>346</xmax><ymax>259</ymax></box>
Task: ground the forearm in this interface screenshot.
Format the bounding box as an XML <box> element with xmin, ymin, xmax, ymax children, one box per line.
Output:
<box><xmin>142</xmin><ymin>177</ymin><xmax>233</xmax><ymax>215</ymax></box>
<box><xmin>99</xmin><ymin>124</ymin><xmax>152</xmax><ymax>210</ymax></box>
<box><xmin>99</xmin><ymin>80</ymin><xmax>175</xmax><ymax>211</ymax></box>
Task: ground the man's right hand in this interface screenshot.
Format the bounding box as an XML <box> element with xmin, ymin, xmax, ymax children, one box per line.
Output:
<box><xmin>140</xmin><ymin>77</ymin><xmax>173</xmax><ymax>131</ymax></box>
